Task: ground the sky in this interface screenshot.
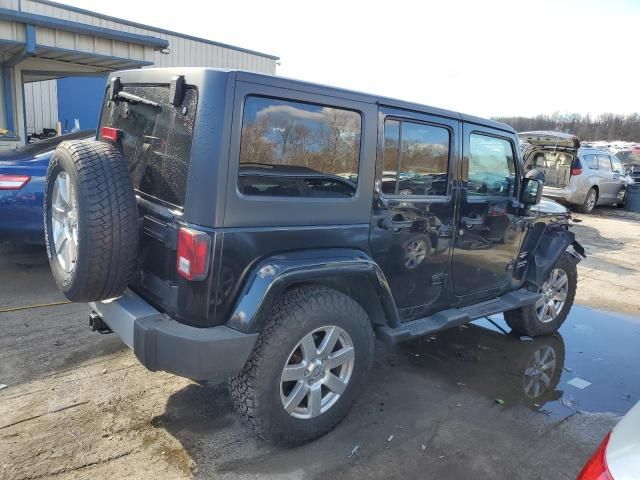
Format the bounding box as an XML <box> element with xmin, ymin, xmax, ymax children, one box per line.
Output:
<box><xmin>61</xmin><ymin>0</ymin><xmax>640</xmax><ymax>118</ymax></box>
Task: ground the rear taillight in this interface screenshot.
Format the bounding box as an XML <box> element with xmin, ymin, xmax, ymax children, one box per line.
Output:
<box><xmin>176</xmin><ymin>227</ymin><xmax>210</xmax><ymax>281</ymax></box>
<box><xmin>101</xmin><ymin>126</ymin><xmax>120</xmax><ymax>142</ymax></box>
<box><xmin>0</xmin><ymin>174</ymin><xmax>30</xmax><ymax>190</ymax></box>
<box><xmin>577</xmin><ymin>431</ymin><xmax>613</xmax><ymax>480</ymax></box>
<box><xmin>571</xmin><ymin>158</ymin><xmax>583</xmax><ymax>176</ymax></box>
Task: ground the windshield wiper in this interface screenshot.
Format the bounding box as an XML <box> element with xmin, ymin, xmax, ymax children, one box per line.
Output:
<box><xmin>115</xmin><ymin>91</ymin><xmax>161</xmax><ymax>109</ymax></box>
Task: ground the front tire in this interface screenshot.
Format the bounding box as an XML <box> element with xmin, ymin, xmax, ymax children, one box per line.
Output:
<box><xmin>229</xmin><ymin>285</ymin><xmax>374</xmax><ymax>445</ymax></box>
<box><xmin>504</xmin><ymin>252</ymin><xmax>577</xmax><ymax>337</ymax></box>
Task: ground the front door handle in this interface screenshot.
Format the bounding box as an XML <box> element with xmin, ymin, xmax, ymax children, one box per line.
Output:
<box><xmin>379</xmin><ymin>218</ymin><xmax>413</xmax><ymax>230</ymax></box>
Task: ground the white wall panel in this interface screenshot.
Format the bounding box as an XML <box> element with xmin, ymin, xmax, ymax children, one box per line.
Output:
<box><xmin>24</xmin><ymin>79</ymin><xmax>58</xmax><ymax>135</ymax></box>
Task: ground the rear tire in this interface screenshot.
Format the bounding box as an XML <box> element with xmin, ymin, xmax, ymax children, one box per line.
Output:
<box><xmin>229</xmin><ymin>285</ymin><xmax>374</xmax><ymax>445</ymax></box>
<box><xmin>44</xmin><ymin>140</ymin><xmax>138</xmax><ymax>302</ymax></box>
<box><xmin>576</xmin><ymin>187</ymin><xmax>597</xmax><ymax>213</ymax></box>
<box><xmin>504</xmin><ymin>252</ymin><xmax>577</xmax><ymax>337</ymax></box>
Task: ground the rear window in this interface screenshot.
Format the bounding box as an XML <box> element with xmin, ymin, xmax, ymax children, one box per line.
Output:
<box><xmin>99</xmin><ymin>85</ymin><xmax>198</xmax><ymax>208</ymax></box>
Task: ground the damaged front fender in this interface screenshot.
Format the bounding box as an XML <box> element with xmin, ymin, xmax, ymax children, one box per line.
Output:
<box><xmin>524</xmin><ymin>225</ymin><xmax>585</xmax><ymax>289</ymax></box>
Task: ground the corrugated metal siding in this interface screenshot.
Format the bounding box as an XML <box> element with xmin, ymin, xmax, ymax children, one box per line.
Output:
<box><xmin>24</xmin><ymin>79</ymin><xmax>57</xmax><ymax>134</ymax></box>
<box><xmin>19</xmin><ymin>0</ymin><xmax>277</xmax><ymax>74</ymax></box>
<box><xmin>0</xmin><ymin>18</ymin><xmax>25</xmax><ymax>42</ymax></box>
<box><xmin>0</xmin><ymin>0</ymin><xmax>20</xmax><ymax>10</ymax></box>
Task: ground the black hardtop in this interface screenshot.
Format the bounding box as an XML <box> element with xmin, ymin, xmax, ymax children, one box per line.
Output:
<box><xmin>108</xmin><ymin>67</ymin><xmax>514</xmax><ymax>134</ymax></box>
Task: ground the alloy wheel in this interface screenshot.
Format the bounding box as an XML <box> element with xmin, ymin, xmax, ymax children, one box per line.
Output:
<box><xmin>51</xmin><ymin>171</ymin><xmax>78</xmax><ymax>274</ymax></box>
<box><xmin>280</xmin><ymin>326</ymin><xmax>355</xmax><ymax>419</ymax></box>
<box><xmin>535</xmin><ymin>268</ymin><xmax>568</xmax><ymax>323</ymax></box>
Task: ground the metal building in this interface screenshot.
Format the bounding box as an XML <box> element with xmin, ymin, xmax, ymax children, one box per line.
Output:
<box><xmin>0</xmin><ymin>0</ymin><xmax>278</xmax><ymax>149</ymax></box>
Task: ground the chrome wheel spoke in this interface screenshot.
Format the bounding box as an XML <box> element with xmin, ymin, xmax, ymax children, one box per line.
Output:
<box><xmin>282</xmin><ymin>363</ymin><xmax>307</xmax><ymax>382</ymax></box>
<box><xmin>65</xmin><ymin>235</ymin><xmax>75</xmax><ymax>265</ymax></box>
<box><xmin>540</xmin><ymin>303</ymin><xmax>549</xmax><ymax>320</ymax></box>
<box><xmin>284</xmin><ymin>381</ymin><xmax>308</xmax><ymax>413</ymax></box>
<box><xmin>317</xmin><ymin>326</ymin><xmax>340</xmax><ymax>359</ymax></box>
<box><xmin>308</xmin><ymin>386</ymin><xmax>322</xmax><ymax>417</ymax></box>
<box><xmin>542</xmin><ymin>360</ymin><xmax>556</xmax><ymax>371</ymax></box>
<box><xmin>324</xmin><ymin>346</ymin><xmax>354</xmax><ymax>370</ymax></box>
<box><xmin>323</xmin><ymin>373</ymin><xmax>347</xmax><ymax>394</ymax></box>
<box><xmin>554</xmin><ymin>274</ymin><xmax>568</xmax><ymax>289</ymax></box>
<box><xmin>52</xmin><ymin>204</ymin><xmax>66</xmax><ymax>221</ymax></box>
<box><xmin>540</xmin><ymin>371</ymin><xmax>551</xmax><ymax>385</ymax></box>
<box><xmin>53</xmin><ymin>229</ymin><xmax>65</xmax><ymax>253</ymax></box>
<box><xmin>299</xmin><ymin>334</ymin><xmax>318</xmax><ymax>361</ymax></box>
<box><xmin>58</xmin><ymin>172</ymin><xmax>70</xmax><ymax>206</ymax></box>
<box><xmin>554</xmin><ymin>291</ymin><xmax>567</xmax><ymax>302</ymax></box>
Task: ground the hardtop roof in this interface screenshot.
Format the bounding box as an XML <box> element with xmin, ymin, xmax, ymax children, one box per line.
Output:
<box><xmin>109</xmin><ymin>67</ymin><xmax>515</xmax><ymax>134</ymax></box>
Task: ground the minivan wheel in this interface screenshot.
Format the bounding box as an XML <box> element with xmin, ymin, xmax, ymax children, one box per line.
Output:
<box><xmin>576</xmin><ymin>187</ymin><xmax>597</xmax><ymax>213</ymax></box>
<box><xmin>504</xmin><ymin>252</ymin><xmax>577</xmax><ymax>337</ymax></box>
<box><xmin>228</xmin><ymin>285</ymin><xmax>374</xmax><ymax>445</ymax></box>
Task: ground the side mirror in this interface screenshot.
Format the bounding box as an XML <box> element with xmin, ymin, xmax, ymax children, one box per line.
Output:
<box><xmin>521</xmin><ymin>177</ymin><xmax>544</xmax><ymax>205</ymax></box>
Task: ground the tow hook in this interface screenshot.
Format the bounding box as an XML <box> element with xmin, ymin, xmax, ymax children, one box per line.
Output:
<box><xmin>89</xmin><ymin>312</ymin><xmax>113</xmax><ymax>334</ymax></box>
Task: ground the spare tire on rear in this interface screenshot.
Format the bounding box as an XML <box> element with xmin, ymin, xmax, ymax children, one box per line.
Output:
<box><xmin>44</xmin><ymin>139</ymin><xmax>138</xmax><ymax>302</ymax></box>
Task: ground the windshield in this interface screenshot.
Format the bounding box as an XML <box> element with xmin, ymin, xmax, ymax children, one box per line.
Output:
<box><xmin>99</xmin><ymin>85</ymin><xmax>198</xmax><ymax>208</ymax></box>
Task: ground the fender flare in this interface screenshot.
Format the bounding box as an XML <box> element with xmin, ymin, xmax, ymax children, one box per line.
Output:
<box><xmin>525</xmin><ymin>225</ymin><xmax>585</xmax><ymax>288</ymax></box>
<box><xmin>226</xmin><ymin>248</ymin><xmax>400</xmax><ymax>333</ymax></box>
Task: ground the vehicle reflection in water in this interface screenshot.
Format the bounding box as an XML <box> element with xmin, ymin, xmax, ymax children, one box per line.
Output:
<box><xmin>401</xmin><ymin>319</ymin><xmax>565</xmax><ymax>412</ymax></box>
<box><xmin>399</xmin><ymin>305</ymin><xmax>640</xmax><ymax>418</ymax></box>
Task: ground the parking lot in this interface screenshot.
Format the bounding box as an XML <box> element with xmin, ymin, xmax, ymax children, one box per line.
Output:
<box><xmin>1</xmin><ymin>207</ymin><xmax>639</xmax><ymax>480</ymax></box>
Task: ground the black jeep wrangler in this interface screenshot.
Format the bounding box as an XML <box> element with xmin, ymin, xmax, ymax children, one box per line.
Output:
<box><xmin>44</xmin><ymin>68</ymin><xmax>584</xmax><ymax>445</ymax></box>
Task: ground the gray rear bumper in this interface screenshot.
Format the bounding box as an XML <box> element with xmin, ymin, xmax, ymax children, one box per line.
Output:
<box><xmin>90</xmin><ymin>290</ymin><xmax>257</xmax><ymax>382</ymax></box>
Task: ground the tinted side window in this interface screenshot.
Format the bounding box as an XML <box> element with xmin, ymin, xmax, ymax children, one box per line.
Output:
<box><xmin>381</xmin><ymin>119</ymin><xmax>450</xmax><ymax>196</ymax></box>
<box><xmin>584</xmin><ymin>154</ymin><xmax>598</xmax><ymax>169</ymax></box>
<box><xmin>597</xmin><ymin>154</ymin><xmax>612</xmax><ymax>171</ymax></box>
<box><xmin>467</xmin><ymin>133</ymin><xmax>516</xmax><ymax>197</ymax></box>
<box><xmin>238</xmin><ymin>96</ymin><xmax>361</xmax><ymax>198</ymax></box>
<box><xmin>611</xmin><ymin>156</ymin><xmax>624</xmax><ymax>173</ymax></box>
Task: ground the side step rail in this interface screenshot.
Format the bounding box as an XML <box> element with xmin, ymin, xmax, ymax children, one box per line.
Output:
<box><xmin>376</xmin><ymin>288</ymin><xmax>541</xmax><ymax>344</ymax></box>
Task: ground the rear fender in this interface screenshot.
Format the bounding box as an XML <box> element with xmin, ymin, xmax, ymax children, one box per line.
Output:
<box><xmin>226</xmin><ymin>248</ymin><xmax>400</xmax><ymax>333</ymax></box>
<box><xmin>525</xmin><ymin>225</ymin><xmax>584</xmax><ymax>288</ymax></box>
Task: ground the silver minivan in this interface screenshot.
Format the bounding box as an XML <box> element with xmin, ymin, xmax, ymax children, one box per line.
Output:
<box><xmin>519</xmin><ymin>131</ymin><xmax>628</xmax><ymax>213</ymax></box>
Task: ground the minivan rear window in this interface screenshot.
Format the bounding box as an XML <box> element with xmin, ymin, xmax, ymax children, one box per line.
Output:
<box><xmin>99</xmin><ymin>85</ymin><xmax>198</xmax><ymax>208</ymax></box>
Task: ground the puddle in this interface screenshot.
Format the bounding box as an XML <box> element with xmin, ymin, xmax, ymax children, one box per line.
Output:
<box><xmin>400</xmin><ymin>305</ymin><xmax>640</xmax><ymax>419</ymax></box>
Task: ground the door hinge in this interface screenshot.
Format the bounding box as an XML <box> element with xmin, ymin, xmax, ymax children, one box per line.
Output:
<box><xmin>431</xmin><ymin>273</ymin><xmax>448</xmax><ymax>286</ymax></box>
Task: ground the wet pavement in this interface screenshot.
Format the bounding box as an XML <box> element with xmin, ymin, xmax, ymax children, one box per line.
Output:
<box><xmin>402</xmin><ymin>307</ymin><xmax>640</xmax><ymax>420</ymax></box>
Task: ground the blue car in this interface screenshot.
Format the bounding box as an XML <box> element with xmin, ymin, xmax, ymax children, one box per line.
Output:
<box><xmin>0</xmin><ymin>130</ymin><xmax>94</xmax><ymax>245</ymax></box>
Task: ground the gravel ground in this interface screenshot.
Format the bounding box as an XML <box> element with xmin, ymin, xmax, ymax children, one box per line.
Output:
<box><xmin>1</xmin><ymin>206</ymin><xmax>638</xmax><ymax>480</ymax></box>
